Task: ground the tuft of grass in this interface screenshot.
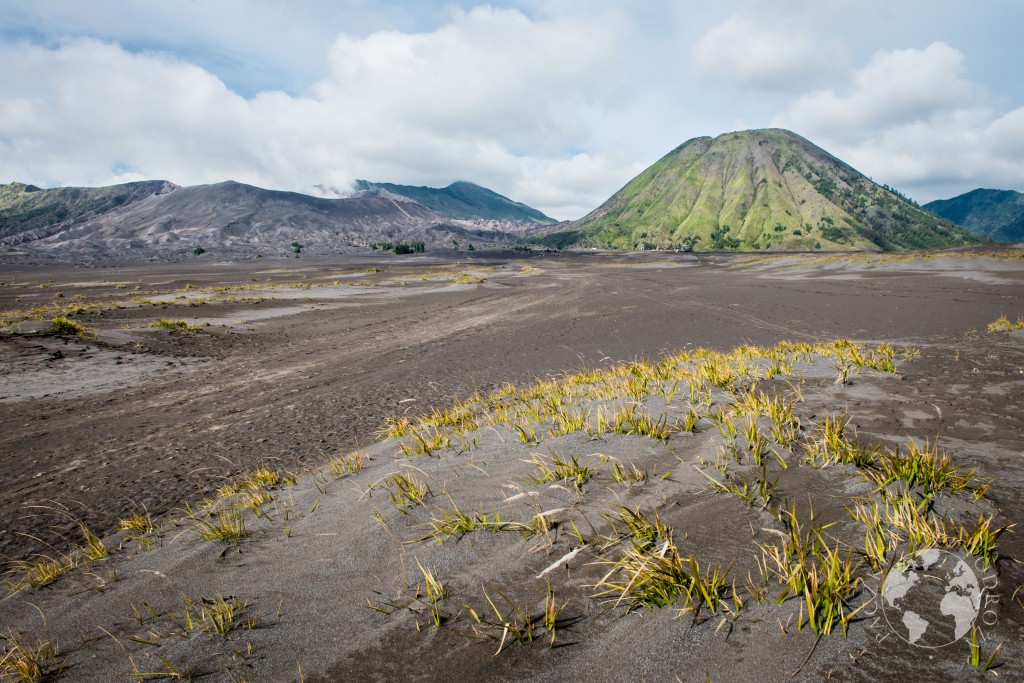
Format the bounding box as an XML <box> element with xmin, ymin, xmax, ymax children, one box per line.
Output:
<box><xmin>397</xmin><ymin>425</ymin><xmax>453</xmax><ymax>457</ymax></box>
<box><xmin>699</xmin><ymin>463</ymin><xmax>777</xmax><ymax>510</ymax></box>
<box><xmin>511</xmin><ymin>421</ymin><xmax>539</xmax><ymax>446</ymax></box>
<box><xmin>465</xmin><ymin>585</ymin><xmax>542</xmax><ymax>654</ymax></box>
<box><xmin>847</xmin><ymin>500</ymin><xmax>894</xmax><ymax>571</ymax></box>
<box><xmin>611</xmin><ymin>460</ymin><xmax>647</xmax><ymax>485</ymax></box>
<box><xmin>329</xmin><ymin>451</ymin><xmax>366</xmax><ymax>479</ymax></box>
<box><xmin>968</xmin><ymin>623</ymin><xmax>1002</xmax><ymax>670</ymax></box>
<box><xmin>958</xmin><ymin>513</ymin><xmax>1013</xmax><ymax>569</ymax></box>
<box><xmin>217</xmin><ymin>465</ymin><xmax>294</xmax><ymax>498</ymax></box>
<box><xmin>183</xmin><ymin>595</ymin><xmax>252</xmax><ymax>637</ymax></box>
<box><xmin>987</xmin><ymin>314</ymin><xmax>1024</xmax><ymax>333</ymax></box>
<box><xmin>804</xmin><ymin>414</ymin><xmax>877</xmax><ymax>468</ymax></box>
<box><xmin>870</xmin><ymin>439</ymin><xmax>987</xmax><ymax>498</ymax></box>
<box><xmin>118</xmin><ymin>510</ymin><xmax>155</xmax><ymax>548</ymax></box>
<box><xmin>245</xmin><ymin>465</ymin><xmax>287</xmax><ymax>488</ymax></box>
<box><xmin>607</xmin><ymin>405</ymin><xmax>672</xmax><ymax>440</ymax></box>
<box><xmin>524</xmin><ymin>453</ymin><xmax>592</xmax><ymax>493</ymax></box>
<box><xmin>194</xmin><ymin>508</ymin><xmax>250</xmax><ymax>543</ymax></box>
<box><xmin>240</xmin><ymin>488</ymin><xmax>275</xmax><ymax>515</ymax></box>
<box><xmin>0</xmin><ymin>628</ymin><xmax>65</xmax><ymax>682</ymax></box>
<box><xmin>604</xmin><ymin>505</ymin><xmax>671</xmax><ymax>551</ymax></box>
<box><xmin>411</xmin><ymin>560</ymin><xmax>448</xmax><ymax>628</ymax></box>
<box><xmin>381</xmin><ymin>416</ymin><xmax>411</xmax><ymax>440</ymax></box>
<box><xmin>851</xmin><ymin>495</ymin><xmax>1012</xmax><ymax>570</ymax></box>
<box><xmin>421</xmin><ymin>499</ymin><xmax>508</xmax><ymax>542</ymax></box>
<box><xmin>760</xmin><ymin>504</ymin><xmax>864</xmax><ymax>635</ymax></box>
<box><xmin>384</xmin><ymin>471</ymin><xmax>432</xmax><ymax>512</ymax></box>
<box><xmin>680</xmin><ymin>406</ymin><xmax>701</xmax><ymax>433</ymax></box>
<box><xmin>118</xmin><ymin>511</ymin><xmax>154</xmax><ymax>536</ymax></box>
<box><xmin>5</xmin><ymin>554</ymin><xmax>75</xmax><ymax>593</ymax></box>
<box><xmin>78</xmin><ymin>522</ymin><xmax>108</xmax><ymax>561</ymax></box>
<box><xmin>541</xmin><ymin>584</ymin><xmax>568</xmax><ymax>647</ymax></box>
<box><xmin>151</xmin><ymin>318</ymin><xmax>202</xmax><ymax>333</ymax></box>
<box><xmin>549</xmin><ymin>408</ymin><xmax>589</xmax><ymax>437</ymax></box>
<box><xmin>49</xmin><ymin>316</ymin><xmax>91</xmax><ymax>337</ymax></box>
<box><xmin>594</xmin><ymin>533</ymin><xmax>731</xmax><ymax>622</ymax></box>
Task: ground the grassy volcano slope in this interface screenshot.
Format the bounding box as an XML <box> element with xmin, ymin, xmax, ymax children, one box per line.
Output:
<box><xmin>355</xmin><ymin>180</ymin><xmax>557</xmax><ymax>224</ymax></box>
<box><xmin>544</xmin><ymin>129</ymin><xmax>979</xmax><ymax>252</ymax></box>
<box><xmin>0</xmin><ymin>181</ymin><xmax>176</xmax><ymax>240</ymax></box>
<box><xmin>925</xmin><ymin>188</ymin><xmax>1024</xmax><ymax>242</ymax></box>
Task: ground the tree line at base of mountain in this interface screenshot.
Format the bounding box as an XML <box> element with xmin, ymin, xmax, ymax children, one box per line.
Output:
<box><xmin>370</xmin><ymin>241</ymin><xmax>426</xmax><ymax>254</ymax></box>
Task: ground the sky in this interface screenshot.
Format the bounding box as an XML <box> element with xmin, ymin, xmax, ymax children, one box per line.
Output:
<box><xmin>1</xmin><ymin>1</ymin><xmax>1021</xmax><ymax>220</ymax></box>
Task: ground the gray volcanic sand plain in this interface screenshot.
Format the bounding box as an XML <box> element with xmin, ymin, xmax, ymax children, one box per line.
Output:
<box><xmin>0</xmin><ymin>249</ymin><xmax>1022</xmax><ymax>681</ymax></box>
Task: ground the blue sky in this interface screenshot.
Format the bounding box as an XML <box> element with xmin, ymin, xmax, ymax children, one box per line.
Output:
<box><xmin>1</xmin><ymin>1</ymin><xmax>1021</xmax><ymax>219</ymax></box>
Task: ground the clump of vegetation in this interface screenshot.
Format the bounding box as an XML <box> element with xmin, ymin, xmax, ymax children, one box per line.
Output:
<box><xmin>870</xmin><ymin>438</ymin><xmax>986</xmax><ymax>498</ymax></box>
<box><xmin>49</xmin><ymin>316</ymin><xmax>91</xmax><ymax>337</ymax></box>
<box><xmin>421</xmin><ymin>500</ymin><xmax>509</xmax><ymax>542</ymax></box>
<box><xmin>987</xmin><ymin>314</ymin><xmax>1024</xmax><ymax>332</ymax></box>
<box><xmin>850</xmin><ymin>495</ymin><xmax>1011</xmax><ymax>571</ymax></box>
<box><xmin>193</xmin><ymin>508</ymin><xmax>250</xmax><ymax>543</ymax></box>
<box><xmin>464</xmin><ymin>584</ymin><xmax>567</xmax><ymax>653</ymax></box>
<box><xmin>216</xmin><ymin>466</ymin><xmax>295</xmax><ymax>497</ymax></box>
<box><xmin>383</xmin><ymin>471</ymin><xmax>432</xmax><ymax>512</ymax></box>
<box><xmin>594</xmin><ymin>523</ymin><xmax>731</xmax><ymax>622</ymax></box>
<box><xmin>370</xmin><ymin>241</ymin><xmax>425</xmax><ymax>254</ymax></box>
<box><xmin>452</xmin><ymin>273</ymin><xmax>486</xmax><ymax>284</ymax></box>
<box><xmin>151</xmin><ymin>318</ymin><xmax>202</xmax><ymax>333</ymax></box>
<box><xmin>183</xmin><ymin>594</ymin><xmax>253</xmax><ymax>637</ymax></box>
<box><xmin>329</xmin><ymin>452</ymin><xmax>366</xmax><ymax>479</ymax></box>
<box><xmin>118</xmin><ymin>511</ymin><xmax>155</xmax><ymax>548</ymax></box>
<box><xmin>192</xmin><ymin>245</ymin><xmax>206</xmax><ymax>256</ymax></box>
<box><xmin>0</xmin><ymin>626</ymin><xmax>65</xmax><ymax>681</ymax></box>
<box><xmin>358</xmin><ymin>332</ymin><xmax>1013</xmax><ymax>672</ymax></box>
<box><xmin>5</xmin><ymin>554</ymin><xmax>75</xmax><ymax>593</ymax></box>
<box><xmin>524</xmin><ymin>453</ymin><xmax>592</xmax><ymax>493</ymax></box>
<box><xmin>760</xmin><ymin>505</ymin><xmax>864</xmax><ymax>635</ymax></box>
<box><xmin>968</xmin><ymin>624</ymin><xmax>1002</xmax><ymax>671</ymax></box>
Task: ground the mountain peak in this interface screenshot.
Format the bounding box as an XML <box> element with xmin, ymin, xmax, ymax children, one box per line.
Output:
<box><xmin>925</xmin><ymin>188</ymin><xmax>1024</xmax><ymax>242</ymax></box>
<box><xmin>354</xmin><ymin>180</ymin><xmax>555</xmax><ymax>223</ymax></box>
<box><xmin>542</xmin><ymin>129</ymin><xmax>977</xmax><ymax>252</ymax></box>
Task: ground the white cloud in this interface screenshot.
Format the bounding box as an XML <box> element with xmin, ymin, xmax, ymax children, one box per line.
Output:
<box><xmin>0</xmin><ymin>7</ymin><xmax>627</xmax><ymax>219</ymax></box>
<box><xmin>984</xmin><ymin>106</ymin><xmax>1024</xmax><ymax>161</ymax></box>
<box><xmin>4</xmin><ymin>2</ymin><xmax>1024</xmax><ymax>216</ymax></box>
<box><xmin>775</xmin><ymin>42</ymin><xmax>976</xmax><ymax>142</ymax></box>
<box><xmin>835</xmin><ymin>109</ymin><xmax>1024</xmax><ymax>201</ymax></box>
<box><xmin>769</xmin><ymin>42</ymin><xmax>1024</xmax><ymax>201</ymax></box>
<box><xmin>690</xmin><ymin>11</ymin><xmax>843</xmax><ymax>92</ymax></box>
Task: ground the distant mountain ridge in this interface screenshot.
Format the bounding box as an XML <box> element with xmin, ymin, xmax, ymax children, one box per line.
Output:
<box><xmin>0</xmin><ymin>179</ymin><xmax>527</xmax><ymax>263</ymax></box>
<box><xmin>541</xmin><ymin>129</ymin><xmax>979</xmax><ymax>252</ymax></box>
<box><xmin>924</xmin><ymin>189</ymin><xmax>1024</xmax><ymax>242</ymax></box>
<box><xmin>0</xmin><ymin>180</ymin><xmax>178</xmax><ymax>241</ymax></box>
<box><xmin>353</xmin><ymin>180</ymin><xmax>556</xmax><ymax>224</ymax></box>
